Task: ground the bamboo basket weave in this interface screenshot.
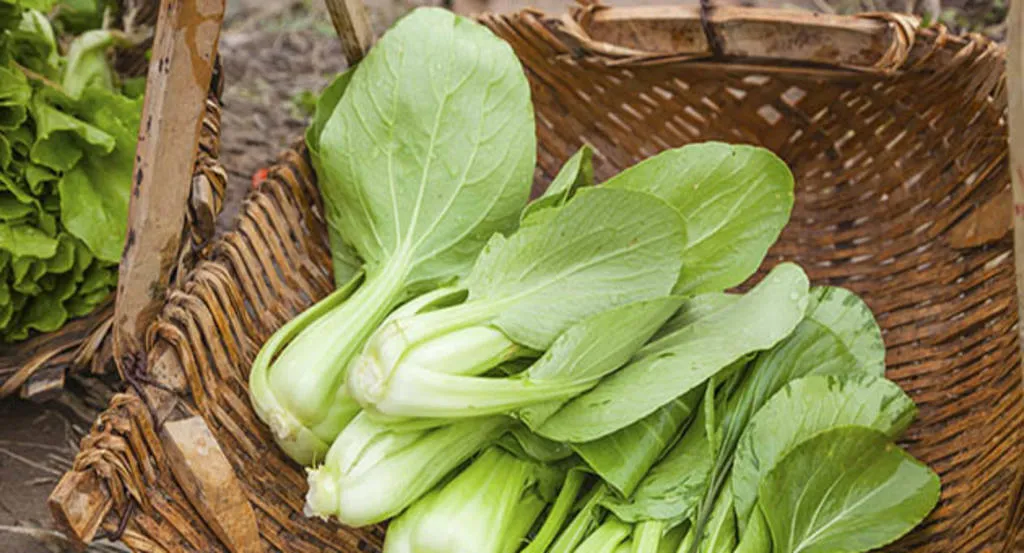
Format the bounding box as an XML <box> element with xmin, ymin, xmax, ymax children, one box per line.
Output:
<box><xmin>0</xmin><ymin>0</ymin><xmax>227</xmax><ymax>400</ymax></box>
<box><xmin>49</xmin><ymin>3</ymin><xmax>1023</xmax><ymax>553</ymax></box>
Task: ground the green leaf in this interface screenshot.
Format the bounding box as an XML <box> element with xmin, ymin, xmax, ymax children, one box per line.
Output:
<box><xmin>0</xmin><ymin>193</ymin><xmax>35</xmax><ymax>220</ymax></box>
<box><xmin>572</xmin><ymin>392</ymin><xmax>698</xmax><ymax>497</ymax></box>
<box><xmin>522</xmin><ymin>144</ymin><xmax>594</xmax><ymax>222</ymax></box>
<box><xmin>61</xmin><ymin>29</ymin><xmax>118</xmax><ymax>98</ymax></box>
<box><xmin>535</xmin><ymin>263</ymin><xmax>809</xmax><ymax>442</ymax></box>
<box><xmin>759</xmin><ymin>427</ymin><xmax>940</xmax><ymax>553</ymax></box>
<box><xmin>803</xmin><ymin>287</ymin><xmax>885</xmax><ymax>375</ymax></box>
<box><xmin>500</xmin><ymin>424</ymin><xmax>574</xmax><ymax>463</ymax></box>
<box><xmin>602</xmin><ymin>397</ymin><xmax>712</xmax><ymax>524</ymax></box>
<box><xmin>0</xmin><ymin>64</ymin><xmax>31</xmax><ymax>129</ymax></box>
<box><xmin>734</xmin><ymin>509</ymin><xmax>771</xmax><ymax>553</ymax></box>
<box><xmin>0</xmin><ymin>134</ymin><xmax>11</xmax><ymax>170</ymax></box>
<box><xmin>0</xmin><ymin>221</ymin><xmax>57</xmax><ymax>257</ymax></box>
<box><xmin>305</xmin><ymin>68</ymin><xmax>352</xmax><ymax>175</ymax></box>
<box><xmin>10</xmin><ymin>9</ymin><xmax>60</xmax><ymax>77</ymax></box>
<box><xmin>648</xmin><ymin>292</ymin><xmax>738</xmax><ymax>344</ymax></box>
<box><xmin>604</xmin><ymin>143</ymin><xmax>794</xmax><ymax>294</ymax></box>
<box><xmin>57</xmin><ymin>87</ymin><xmax>140</xmax><ymax>261</ymax></box>
<box><xmin>465</xmin><ymin>187</ymin><xmax>685</xmax><ymax>350</ymax></box>
<box><xmin>318</xmin><ymin>7</ymin><xmax>535</xmax><ymax>288</ymax></box>
<box><xmin>699</xmin><ymin>494</ymin><xmax>737</xmax><ymax>553</ymax></box>
<box><xmin>29</xmin><ymin>90</ymin><xmax>114</xmax><ymax>171</ymax></box>
<box><xmin>731</xmin><ymin>374</ymin><xmax>917</xmax><ymax>530</ymax></box>
<box><xmin>44</xmin><ymin>232</ymin><xmax>75</xmax><ymax>272</ymax></box>
<box><xmin>54</xmin><ymin>0</ymin><xmax>114</xmax><ymax>35</ymax></box>
<box><xmin>8</xmin><ymin>291</ymin><xmax>66</xmax><ymax>336</ymax></box>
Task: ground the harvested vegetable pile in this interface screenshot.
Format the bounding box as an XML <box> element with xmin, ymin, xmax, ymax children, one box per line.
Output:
<box><xmin>0</xmin><ymin>0</ymin><xmax>141</xmax><ymax>342</ymax></box>
<box><xmin>250</xmin><ymin>7</ymin><xmax>941</xmax><ymax>553</ymax></box>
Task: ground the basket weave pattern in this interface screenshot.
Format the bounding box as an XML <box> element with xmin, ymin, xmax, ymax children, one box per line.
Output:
<box><xmin>51</xmin><ymin>7</ymin><xmax>1022</xmax><ymax>553</ymax></box>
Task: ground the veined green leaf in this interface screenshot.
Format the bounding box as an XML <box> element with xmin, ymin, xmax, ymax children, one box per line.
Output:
<box><xmin>464</xmin><ymin>187</ymin><xmax>685</xmax><ymax>350</ymax></box>
<box><xmin>604</xmin><ymin>143</ymin><xmax>794</xmax><ymax>294</ymax></box>
<box><xmin>349</xmin><ymin>188</ymin><xmax>686</xmax><ymax>420</ymax></box>
<box><xmin>759</xmin><ymin>427</ymin><xmax>939</xmax><ymax>553</ymax></box>
<box><xmin>534</xmin><ymin>263</ymin><xmax>809</xmax><ymax>442</ymax></box>
<box><xmin>803</xmin><ymin>286</ymin><xmax>885</xmax><ymax>375</ymax></box>
<box><xmin>319</xmin><ymin>7</ymin><xmax>534</xmax><ymax>288</ymax></box>
<box><xmin>731</xmin><ymin>374</ymin><xmax>916</xmax><ymax>530</ymax></box>
<box><xmin>29</xmin><ymin>88</ymin><xmax>115</xmax><ymax>171</ymax></box>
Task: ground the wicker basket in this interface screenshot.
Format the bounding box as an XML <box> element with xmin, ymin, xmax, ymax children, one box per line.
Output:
<box><xmin>0</xmin><ymin>0</ymin><xmax>227</xmax><ymax>401</ymax></box>
<box><xmin>49</xmin><ymin>3</ymin><xmax>1023</xmax><ymax>553</ymax></box>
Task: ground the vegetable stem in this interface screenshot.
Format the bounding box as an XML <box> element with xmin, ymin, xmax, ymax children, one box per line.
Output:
<box><xmin>632</xmin><ymin>520</ymin><xmax>665</xmax><ymax>553</ymax></box>
<box><xmin>522</xmin><ymin>470</ymin><xmax>587</xmax><ymax>553</ymax></box>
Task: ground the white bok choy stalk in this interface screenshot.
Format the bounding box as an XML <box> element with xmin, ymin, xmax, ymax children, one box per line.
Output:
<box><xmin>382</xmin><ymin>447</ymin><xmax>553</xmax><ymax>553</ymax></box>
<box><xmin>247</xmin><ymin>7</ymin><xmax>535</xmax><ymax>465</ymax></box>
<box><xmin>347</xmin><ymin>186</ymin><xmax>687</xmax><ymax>420</ymax></box>
<box><xmin>304</xmin><ymin>412</ymin><xmax>511</xmax><ymax>526</ymax></box>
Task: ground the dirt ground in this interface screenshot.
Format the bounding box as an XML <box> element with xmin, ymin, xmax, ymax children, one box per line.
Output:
<box><xmin>0</xmin><ymin>0</ymin><xmax>1009</xmax><ymax>551</ymax></box>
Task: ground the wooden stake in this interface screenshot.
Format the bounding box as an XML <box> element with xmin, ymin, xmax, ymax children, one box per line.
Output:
<box><xmin>113</xmin><ymin>0</ymin><xmax>225</xmax><ymax>374</ymax></box>
<box><xmin>323</xmin><ymin>0</ymin><xmax>374</xmax><ymax>66</ymax></box>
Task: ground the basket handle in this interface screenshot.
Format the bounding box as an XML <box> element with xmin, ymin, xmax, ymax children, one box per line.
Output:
<box><xmin>554</xmin><ymin>4</ymin><xmax>920</xmax><ymax>74</ymax></box>
<box><xmin>112</xmin><ymin>0</ymin><xmax>226</xmax><ymax>372</ymax></box>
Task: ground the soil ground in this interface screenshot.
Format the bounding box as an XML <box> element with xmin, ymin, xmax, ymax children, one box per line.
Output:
<box><xmin>0</xmin><ymin>0</ymin><xmax>1009</xmax><ymax>552</ymax></box>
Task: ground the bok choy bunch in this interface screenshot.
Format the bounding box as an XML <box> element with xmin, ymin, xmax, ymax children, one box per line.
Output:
<box><xmin>248</xmin><ymin>7</ymin><xmax>536</xmax><ymax>464</ymax></box>
<box><xmin>246</xmin><ymin>5</ymin><xmax>944</xmax><ymax>550</ymax></box>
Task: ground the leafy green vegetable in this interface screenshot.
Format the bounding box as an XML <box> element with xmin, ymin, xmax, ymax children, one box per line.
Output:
<box><xmin>382</xmin><ymin>448</ymin><xmax>549</xmax><ymax>553</ymax></box>
<box><xmin>532</xmin><ymin>263</ymin><xmax>809</xmax><ymax>442</ymax></box>
<box><xmin>251</xmin><ymin>8</ymin><xmax>535</xmax><ymax>463</ymax></box>
<box><xmin>683</xmin><ymin>286</ymin><xmax>886</xmax><ymax>553</ymax></box>
<box><xmin>759</xmin><ymin>427</ymin><xmax>940</xmax><ymax>553</ymax></box>
<box><xmin>603</xmin><ymin>143</ymin><xmax>794</xmax><ymax>294</ymax></box>
<box><xmin>0</xmin><ymin>6</ymin><xmax>140</xmax><ymax>342</ymax></box>
<box><xmin>348</xmin><ymin>187</ymin><xmax>686</xmax><ymax>418</ymax></box>
<box><xmin>730</xmin><ymin>374</ymin><xmax>917</xmax><ymax>529</ymax></box>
